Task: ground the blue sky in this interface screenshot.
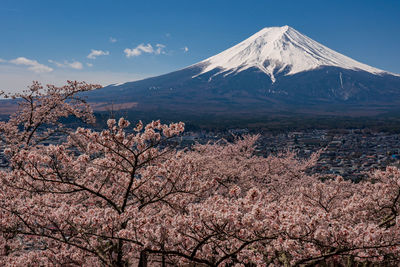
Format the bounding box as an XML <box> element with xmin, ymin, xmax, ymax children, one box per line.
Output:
<box><xmin>1</xmin><ymin>0</ymin><xmax>399</xmax><ymax>92</ymax></box>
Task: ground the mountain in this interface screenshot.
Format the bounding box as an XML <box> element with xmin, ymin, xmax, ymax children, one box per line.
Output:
<box><xmin>87</xmin><ymin>26</ymin><xmax>400</xmax><ymax>118</ymax></box>
<box><xmin>194</xmin><ymin>26</ymin><xmax>388</xmax><ymax>83</ymax></box>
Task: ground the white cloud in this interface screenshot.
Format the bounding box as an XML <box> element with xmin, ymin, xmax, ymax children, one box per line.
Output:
<box><xmin>124</xmin><ymin>43</ymin><xmax>166</xmax><ymax>58</ymax></box>
<box><xmin>48</xmin><ymin>59</ymin><xmax>64</xmax><ymax>68</ymax></box>
<box><xmin>86</xmin><ymin>63</ymin><xmax>93</xmax><ymax>67</ymax></box>
<box><xmin>124</xmin><ymin>44</ymin><xmax>153</xmax><ymax>57</ymax></box>
<box><xmin>109</xmin><ymin>37</ymin><xmax>117</xmax><ymax>43</ymax></box>
<box><xmin>182</xmin><ymin>46</ymin><xmax>189</xmax><ymax>53</ymax></box>
<box><xmin>68</xmin><ymin>61</ymin><xmax>83</xmax><ymax>70</ymax></box>
<box><xmin>9</xmin><ymin>57</ymin><xmax>53</xmax><ymax>73</ymax></box>
<box><xmin>155</xmin><ymin>44</ymin><xmax>166</xmax><ymax>54</ymax></box>
<box><xmin>0</xmin><ymin>58</ymin><xmax>6</xmax><ymax>63</ymax></box>
<box><xmin>49</xmin><ymin>60</ymin><xmax>83</xmax><ymax>70</ymax></box>
<box><xmin>87</xmin><ymin>49</ymin><xmax>110</xmax><ymax>59</ymax></box>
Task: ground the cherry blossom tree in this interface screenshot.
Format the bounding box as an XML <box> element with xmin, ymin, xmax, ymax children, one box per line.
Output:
<box><xmin>0</xmin><ymin>81</ymin><xmax>99</xmax><ymax>152</ymax></box>
<box><xmin>1</xmin><ymin>81</ymin><xmax>400</xmax><ymax>266</ymax></box>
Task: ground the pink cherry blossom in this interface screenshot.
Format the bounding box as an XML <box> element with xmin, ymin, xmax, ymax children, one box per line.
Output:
<box><xmin>1</xmin><ymin>82</ymin><xmax>400</xmax><ymax>266</ymax></box>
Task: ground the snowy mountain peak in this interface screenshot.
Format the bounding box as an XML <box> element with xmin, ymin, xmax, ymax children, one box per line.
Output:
<box><xmin>195</xmin><ymin>26</ymin><xmax>388</xmax><ymax>83</ymax></box>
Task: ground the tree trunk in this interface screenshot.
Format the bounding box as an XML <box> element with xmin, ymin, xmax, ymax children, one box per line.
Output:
<box><xmin>162</xmin><ymin>253</ymin><xmax>166</xmax><ymax>267</ymax></box>
<box><xmin>138</xmin><ymin>250</ymin><xmax>148</xmax><ymax>267</ymax></box>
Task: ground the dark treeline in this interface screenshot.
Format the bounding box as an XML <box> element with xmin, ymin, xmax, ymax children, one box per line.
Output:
<box><xmin>3</xmin><ymin>110</ymin><xmax>400</xmax><ymax>134</ymax></box>
<box><xmin>91</xmin><ymin>110</ymin><xmax>400</xmax><ymax>134</ymax></box>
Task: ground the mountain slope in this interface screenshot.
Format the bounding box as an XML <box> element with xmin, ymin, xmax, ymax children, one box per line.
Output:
<box><xmin>87</xmin><ymin>26</ymin><xmax>400</xmax><ymax>116</ymax></box>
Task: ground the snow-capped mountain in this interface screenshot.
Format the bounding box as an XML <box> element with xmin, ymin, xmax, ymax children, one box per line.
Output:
<box><xmin>195</xmin><ymin>26</ymin><xmax>390</xmax><ymax>82</ymax></box>
<box><xmin>88</xmin><ymin>26</ymin><xmax>400</xmax><ymax>117</ymax></box>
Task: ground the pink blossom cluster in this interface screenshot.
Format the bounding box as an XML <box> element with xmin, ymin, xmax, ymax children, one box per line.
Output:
<box><xmin>0</xmin><ymin>81</ymin><xmax>99</xmax><ymax>153</ymax></box>
<box><xmin>1</xmin><ymin>82</ymin><xmax>400</xmax><ymax>266</ymax></box>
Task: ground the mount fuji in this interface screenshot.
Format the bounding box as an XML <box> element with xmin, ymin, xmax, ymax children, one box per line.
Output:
<box><xmin>88</xmin><ymin>26</ymin><xmax>400</xmax><ymax>117</ymax></box>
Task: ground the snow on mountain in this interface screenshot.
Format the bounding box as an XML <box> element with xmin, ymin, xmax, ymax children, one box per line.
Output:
<box><xmin>195</xmin><ymin>26</ymin><xmax>389</xmax><ymax>83</ymax></box>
